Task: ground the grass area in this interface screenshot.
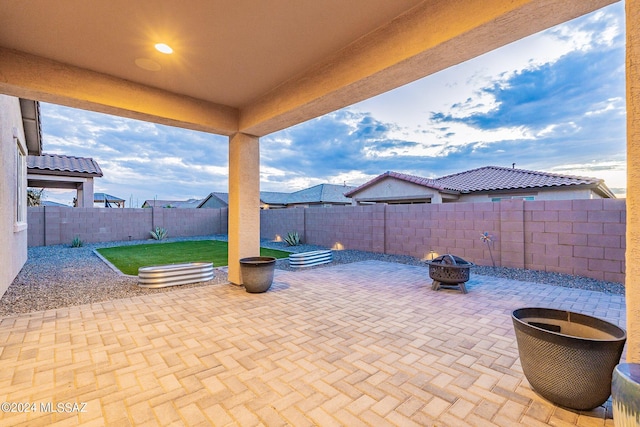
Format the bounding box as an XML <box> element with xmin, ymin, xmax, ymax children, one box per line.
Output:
<box><xmin>96</xmin><ymin>240</ymin><xmax>291</xmax><ymax>275</ymax></box>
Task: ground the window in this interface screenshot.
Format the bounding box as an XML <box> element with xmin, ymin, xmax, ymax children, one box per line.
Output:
<box><xmin>15</xmin><ymin>139</ymin><xmax>27</xmax><ymax>226</ymax></box>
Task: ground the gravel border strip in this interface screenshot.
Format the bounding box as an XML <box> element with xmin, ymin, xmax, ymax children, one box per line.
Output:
<box><xmin>0</xmin><ymin>234</ymin><xmax>625</xmax><ymax>317</ymax></box>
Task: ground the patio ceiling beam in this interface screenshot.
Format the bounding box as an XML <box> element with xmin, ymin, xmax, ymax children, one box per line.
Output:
<box><xmin>0</xmin><ymin>48</ymin><xmax>239</xmax><ymax>136</ymax></box>
<box><xmin>239</xmin><ymin>0</ymin><xmax>619</xmax><ymax>137</ymax></box>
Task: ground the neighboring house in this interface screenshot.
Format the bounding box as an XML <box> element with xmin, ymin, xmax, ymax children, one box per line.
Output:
<box><xmin>284</xmin><ymin>183</ymin><xmax>356</xmax><ymax>208</ymax></box>
<box><xmin>345</xmin><ymin>166</ymin><xmax>616</xmax><ymax>205</ymax></box>
<box><xmin>198</xmin><ymin>191</ymin><xmax>289</xmax><ymax>209</ymax></box>
<box><xmin>28</xmin><ymin>153</ymin><xmax>103</xmax><ymax>207</ymax></box>
<box><xmin>1</xmin><ymin>96</ymin><xmax>41</xmax><ymax>296</ymax></box>
<box><xmin>142</xmin><ymin>198</ymin><xmax>202</xmax><ymax>208</ymax></box>
<box><xmin>94</xmin><ymin>192</ymin><xmax>126</xmax><ymax>208</ymax></box>
<box><xmin>198</xmin><ymin>184</ymin><xmax>355</xmax><ymax>209</ymax></box>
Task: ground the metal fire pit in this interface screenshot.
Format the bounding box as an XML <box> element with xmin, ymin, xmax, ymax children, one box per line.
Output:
<box><xmin>426</xmin><ymin>254</ymin><xmax>474</xmax><ymax>294</ymax></box>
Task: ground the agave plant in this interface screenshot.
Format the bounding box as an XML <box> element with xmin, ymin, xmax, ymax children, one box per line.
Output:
<box><xmin>71</xmin><ymin>236</ymin><xmax>84</xmax><ymax>248</ymax></box>
<box><xmin>150</xmin><ymin>226</ymin><xmax>168</xmax><ymax>240</ymax></box>
<box><xmin>284</xmin><ymin>231</ymin><xmax>301</xmax><ymax>246</ymax></box>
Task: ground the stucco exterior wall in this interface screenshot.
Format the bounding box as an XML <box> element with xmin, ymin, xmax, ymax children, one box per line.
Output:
<box><xmin>458</xmin><ymin>187</ymin><xmax>601</xmax><ymax>202</ymax></box>
<box><xmin>350</xmin><ymin>177</ymin><xmax>440</xmax><ymax>204</ymax></box>
<box><xmin>0</xmin><ymin>95</ymin><xmax>28</xmax><ymax>296</ymax></box>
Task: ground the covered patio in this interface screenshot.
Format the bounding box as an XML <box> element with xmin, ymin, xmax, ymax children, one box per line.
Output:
<box><xmin>0</xmin><ymin>261</ymin><xmax>625</xmax><ymax>425</ymax></box>
<box><xmin>0</xmin><ymin>1</ymin><xmax>639</xmax><ymax>424</ymax></box>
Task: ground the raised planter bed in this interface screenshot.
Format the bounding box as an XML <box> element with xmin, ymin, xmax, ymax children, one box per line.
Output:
<box><xmin>289</xmin><ymin>250</ymin><xmax>333</xmax><ymax>268</ymax></box>
<box><xmin>138</xmin><ymin>262</ymin><xmax>214</xmax><ymax>288</ymax></box>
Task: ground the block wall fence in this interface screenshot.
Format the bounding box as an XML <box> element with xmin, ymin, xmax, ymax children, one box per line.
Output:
<box><xmin>28</xmin><ymin>199</ymin><xmax>625</xmax><ymax>283</ymax></box>
<box><xmin>260</xmin><ymin>199</ymin><xmax>626</xmax><ymax>283</ymax></box>
<box><xmin>27</xmin><ymin>207</ymin><xmax>228</xmax><ymax>247</ymax></box>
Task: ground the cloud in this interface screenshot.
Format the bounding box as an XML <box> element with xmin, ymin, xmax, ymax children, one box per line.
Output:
<box><xmin>39</xmin><ymin>104</ymin><xmax>229</xmax><ymax>205</ymax></box>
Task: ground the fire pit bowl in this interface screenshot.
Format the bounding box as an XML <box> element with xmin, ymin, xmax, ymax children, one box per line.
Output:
<box><xmin>426</xmin><ymin>254</ymin><xmax>474</xmax><ymax>293</ymax></box>
<box><xmin>512</xmin><ymin>307</ymin><xmax>626</xmax><ymax>410</ymax></box>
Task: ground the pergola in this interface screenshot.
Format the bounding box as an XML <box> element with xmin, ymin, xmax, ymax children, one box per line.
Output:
<box><xmin>0</xmin><ymin>0</ymin><xmax>637</xmax><ymax>360</ymax></box>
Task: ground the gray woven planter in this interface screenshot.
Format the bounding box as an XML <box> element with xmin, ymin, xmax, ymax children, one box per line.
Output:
<box><xmin>512</xmin><ymin>307</ymin><xmax>626</xmax><ymax>410</ymax></box>
<box><xmin>239</xmin><ymin>257</ymin><xmax>276</xmax><ymax>293</ymax></box>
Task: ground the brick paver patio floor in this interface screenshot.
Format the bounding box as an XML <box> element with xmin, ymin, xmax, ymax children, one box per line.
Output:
<box><xmin>0</xmin><ymin>260</ymin><xmax>627</xmax><ymax>426</ymax></box>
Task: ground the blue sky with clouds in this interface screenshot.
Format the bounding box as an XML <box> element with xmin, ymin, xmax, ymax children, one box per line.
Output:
<box><xmin>38</xmin><ymin>2</ymin><xmax>626</xmax><ymax>207</ymax></box>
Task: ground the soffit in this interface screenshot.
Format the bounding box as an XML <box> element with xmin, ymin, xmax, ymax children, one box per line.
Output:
<box><xmin>0</xmin><ymin>0</ymin><xmax>423</xmax><ymax>109</ymax></box>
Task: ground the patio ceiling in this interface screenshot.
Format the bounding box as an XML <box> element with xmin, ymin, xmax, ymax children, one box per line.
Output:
<box><xmin>0</xmin><ymin>0</ymin><xmax>618</xmax><ymax>137</ymax></box>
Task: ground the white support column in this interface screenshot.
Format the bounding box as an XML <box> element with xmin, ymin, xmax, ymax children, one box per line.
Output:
<box><xmin>626</xmin><ymin>0</ymin><xmax>640</xmax><ymax>363</ymax></box>
<box><xmin>228</xmin><ymin>133</ymin><xmax>261</xmax><ymax>285</ymax></box>
<box><xmin>82</xmin><ymin>178</ymin><xmax>94</xmax><ymax>208</ymax></box>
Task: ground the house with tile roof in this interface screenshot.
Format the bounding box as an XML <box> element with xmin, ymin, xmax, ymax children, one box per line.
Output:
<box><xmin>141</xmin><ymin>198</ymin><xmax>202</xmax><ymax>208</ymax></box>
<box><xmin>345</xmin><ymin>166</ymin><xmax>616</xmax><ymax>205</ymax></box>
<box><xmin>198</xmin><ymin>183</ymin><xmax>355</xmax><ymax>209</ymax></box>
<box><xmin>27</xmin><ymin>153</ymin><xmax>103</xmax><ymax>207</ymax></box>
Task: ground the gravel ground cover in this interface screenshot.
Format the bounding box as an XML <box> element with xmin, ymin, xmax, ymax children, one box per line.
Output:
<box><xmin>0</xmin><ymin>234</ymin><xmax>625</xmax><ymax>317</ymax></box>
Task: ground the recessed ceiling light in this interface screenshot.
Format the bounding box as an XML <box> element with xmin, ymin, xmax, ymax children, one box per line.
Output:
<box><xmin>154</xmin><ymin>43</ymin><xmax>173</xmax><ymax>54</ymax></box>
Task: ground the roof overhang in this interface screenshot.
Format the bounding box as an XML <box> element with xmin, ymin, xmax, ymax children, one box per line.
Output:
<box><xmin>19</xmin><ymin>98</ymin><xmax>42</xmax><ymax>155</ymax></box>
<box><xmin>354</xmin><ymin>194</ymin><xmax>435</xmax><ymax>204</ymax></box>
<box><xmin>27</xmin><ymin>173</ymin><xmax>88</xmax><ymax>189</ymax></box>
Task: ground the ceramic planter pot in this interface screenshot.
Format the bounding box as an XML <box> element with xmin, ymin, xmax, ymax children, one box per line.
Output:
<box><xmin>239</xmin><ymin>257</ymin><xmax>276</xmax><ymax>293</ymax></box>
<box><xmin>612</xmin><ymin>363</ymin><xmax>640</xmax><ymax>426</ymax></box>
<box><xmin>512</xmin><ymin>307</ymin><xmax>626</xmax><ymax>410</ymax></box>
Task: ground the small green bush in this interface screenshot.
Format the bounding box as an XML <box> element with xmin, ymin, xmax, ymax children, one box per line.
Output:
<box><xmin>284</xmin><ymin>231</ymin><xmax>301</xmax><ymax>246</ymax></box>
<box><xmin>71</xmin><ymin>236</ymin><xmax>84</xmax><ymax>248</ymax></box>
<box><xmin>150</xmin><ymin>226</ymin><xmax>168</xmax><ymax>240</ymax></box>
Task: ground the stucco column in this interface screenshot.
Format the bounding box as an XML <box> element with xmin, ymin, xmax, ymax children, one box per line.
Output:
<box><xmin>627</xmin><ymin>0</ymin><xmax>640</xmax><ymax>363</ymax></box>
<box><xmin>228</xmin><ymin>133</ymin><xmax>260</xmax><ymax>285</ymax></box>
<box><xmin>82</xmin><ymin>178</ymin><xmax>94</xmax><ymax>208</ymax></box>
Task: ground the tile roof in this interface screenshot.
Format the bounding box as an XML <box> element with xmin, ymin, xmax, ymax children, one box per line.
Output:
<box><xmin>287</xmin><ymin>184</ymin><xmax>355</xmax><ymax>204</ymax></box>
<box><xmin>259</xmin><ymin>191</ymin><xmax>290</xmax><ymax>205</ymax></box>
<box><xmin>199</xmin><ymin>184</ymin><xmax>355</xmax><ymax>208</ymax></box>
<box><xmin>345</xmin><ymin>166</ymin><xmax>615</xmax><ymax>198</ymax></box>
<box><xmin>344</xmin><ymin>171</ymin><xmax>444</xmax><ymax>197</ymax></box>
<box><xmin>27</xmin><ymin>153</ymin><xmax>103</xmax><ymax>177</ymax></box>
<box><xmin>433</xmin><ymin>166</ymin><xmax>604</xmax><ymax>193</ymax></box>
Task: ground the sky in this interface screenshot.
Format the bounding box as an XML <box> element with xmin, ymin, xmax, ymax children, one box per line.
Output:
<box><xmin>38</xmin><ymin>2</ymin><xmax>626</xmax><ymax>207</ymax></box>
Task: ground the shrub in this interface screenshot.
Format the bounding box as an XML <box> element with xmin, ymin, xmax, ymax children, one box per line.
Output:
<box><xmin>150</xmin><ymin>226</ymin><xmax>168</xmax><ymax>240</ymax></box>
<box><xmin>71</xmin><ymin>236</ymin><xmax>84</xmax><ymax>248</ymax></box>
<box><xmin>284</xmin><ymin>231</ymin><xmax>301</xmax><ymax>246</ymax></box>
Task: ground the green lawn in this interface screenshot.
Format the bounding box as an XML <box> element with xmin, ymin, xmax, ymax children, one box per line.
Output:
<box><xmin>96</xmin><ymin>240</ymin><xmax>291</xmax><ymax>275</ymax></box>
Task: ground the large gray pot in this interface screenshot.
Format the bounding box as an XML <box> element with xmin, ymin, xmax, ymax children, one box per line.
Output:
<box><xmin>239</xmin><ymin>257</ymin><xmax>276</xmax><ymax>293</ymax></box>
<box><xmin>512</xmin><ymin>307</ymin><xmax>626</xmax><ymax>410</ymax></box>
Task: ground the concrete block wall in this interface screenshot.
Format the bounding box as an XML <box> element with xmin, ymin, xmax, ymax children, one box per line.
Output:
<box><xmin>27</xmin><ymin>207</ymin><xmax>45</xmax><ymax>247</ymax></box>
<box><xmin>305</xmin><ymin>204</ymin><xmax>385</xmax><ymax>252</ymax></box>
<box><xmin>28</xmin><ymin>206</ymin><xmax>227</xmax><ymax>246</ymax></box>
<box><xmin>383</xmin><ymin>203</ymin><xmax>503</xmax><ymax>264</ymax></box>
<box><xmin>260</xmin><ymin>208</ymin><xmax>305</xmax><ymax>242</ymax></box>
<box><xmin>524</xmin><ymin>199</ymin><xmax>625</xmax><ymax>282</ymax></box>
<box><xmin>156</xmin><ymin>207</ymin><xmax>227</xmax><ymax>238</ymax></box>
<box><xmin>260</xmin><ymin>199</ymin><xmax>626</xmax><ymax>283</ymax></box>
